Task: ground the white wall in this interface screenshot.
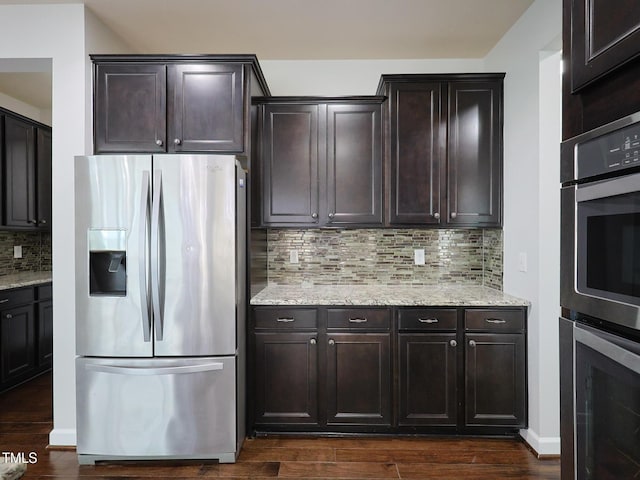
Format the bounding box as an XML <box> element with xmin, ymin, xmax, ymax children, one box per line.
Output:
<box><xmin>484</xmin><ymin>0</ymin><xmax>562</xmax><ymax>455</ymax></box>
<box><xmin>261</xmin><ymin>59</ymin><xmax>485</xmax><ymax>95</ymax></box>
<box><xmin>0</xmin><ymin>3</ymin><xmax>131</xmax><ymax>447</ymax></box>
<box><xmin>0</xmin><ymin>91</ymin><xmax>50</xmax><ymax>125</ymax></box>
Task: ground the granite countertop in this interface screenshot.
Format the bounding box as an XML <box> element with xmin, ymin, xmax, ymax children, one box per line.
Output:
<box><xmin>0</xmin><ymin>271</ymin><xmax>52</xmax><ymax>290</ymax></box>
<box><xmin>250</xmin><ymin>284</ymin><xmax>530</xmax><ymax>307</ymax></box>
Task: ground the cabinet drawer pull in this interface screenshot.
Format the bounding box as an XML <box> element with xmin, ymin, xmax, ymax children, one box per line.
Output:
<box><xmin>0</xmin><ymin>299</ymin><xmax>8</xmax><ymax>304</ymax></box>
<box><xmin>418</xmin><ymin>318</ymin><xmax>439</xmax><ymax>324</ymax></box>
<box><xmin>276</xmin><ymin>317</ymin><xmax>295</xmax><ymax>323</ymax></box>
<box><xmin>348</xmin><ymin>317</ymin><xmax>367</xmax><ymax>323</ymax></box>
<box><xmin>485</xmin><ymin>318</ymin><xmax>507</xmax><ymax>324</ymax></box>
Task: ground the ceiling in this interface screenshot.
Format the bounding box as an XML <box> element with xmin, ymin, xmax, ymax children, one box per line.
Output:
<box><xmin>0</xmin><ymin>0</ymin><xmax>534</xmax><ymax>110</ymax></box>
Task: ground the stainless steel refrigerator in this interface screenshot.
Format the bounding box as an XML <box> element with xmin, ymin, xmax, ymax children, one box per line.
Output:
<box><xmin>74</xmin><ymin>154</ymin><xmax>246</xmax><ymax>464</ymax></box>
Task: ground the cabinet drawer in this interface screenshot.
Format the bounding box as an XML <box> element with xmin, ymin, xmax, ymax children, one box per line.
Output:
<box><xmin>254</xmin><ymin>308</ymin><xmax>317</xmax><ymax>330</ymax></box>
<box><xmin>327</xmin><ymin>308</ymin><xmax>390</xmax><ymax>330</ymax></box>
<box><xmin>464</xmin><ymin>309</ymin><xmax>525</xmax><ymax>332</ymax></box>
<box><xmin>0</xmin><ymin>287</ymin><xmax>34</xmax><ymax>309</ymax></box>
<box><xmin>398</xmin><ymin>308</ymin><xmax>457</xmax><ymax>331</ymax></box>
<box><xmin>37</xmin><ymin>284</ymin><xmax>52</xmax><ymax>300</ymax></box>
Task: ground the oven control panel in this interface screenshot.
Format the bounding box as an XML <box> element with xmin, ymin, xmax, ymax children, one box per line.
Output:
<box><xmin>577</xmin><ymin>120</ymin><xmax>640</xmax><ymax>179</ymax></box>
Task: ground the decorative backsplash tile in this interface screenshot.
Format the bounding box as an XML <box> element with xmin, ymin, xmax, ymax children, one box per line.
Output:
<box><xmin>0</xmin><ymin>231</ymin><xmax>52</xmax><ymax>275</ymax></box>
<box><xmin>267</xmin><ymin>228</ymin><xmax>503</xmax><ymax>288</ymax></box>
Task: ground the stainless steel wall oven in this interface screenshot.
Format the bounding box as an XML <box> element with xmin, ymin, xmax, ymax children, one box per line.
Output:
<box><xmin>560</xmin><ymin>112</ymin><xmax>640</xmax><ymax>479</ymax></box>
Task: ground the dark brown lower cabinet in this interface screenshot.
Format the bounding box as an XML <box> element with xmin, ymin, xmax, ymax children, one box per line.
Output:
<box><xmin>253</xmin><ymin>332</ymin><xmax>318</xmax><ymax>426</ymax></box>
<box><xmin>0</xmin><ymin>304</ymin><xmax>36</xmax><ymax>388</ymax></box>
<box><xmin>465</xmin><ymin>332</ymin><xmax>526</xmax><ymax>427</ymax></box>
<box><xmin>37</xmin><ymin>299</ymin><xmax>53</xmax><ymax>369</ymax></box>
<box><xmin>326</xmin><ymin>333</ymin><xmax>391</xmax><ymax>425</ymax></box>
<box><xmin>398</xmin><ymin>333</ymin><xmax>457</xmax><ymax>426</ymax></box>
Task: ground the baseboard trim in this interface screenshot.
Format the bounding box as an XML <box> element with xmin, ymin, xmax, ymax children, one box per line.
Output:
<box><xmin>48</xmin><ymin>428</ymin><xmax>76</xmax><ymax>447</ymax></box>
<box><xmin>519</xmin><ymin>428</ymin><xmax>560</xmax><ymax>456</ymax></box>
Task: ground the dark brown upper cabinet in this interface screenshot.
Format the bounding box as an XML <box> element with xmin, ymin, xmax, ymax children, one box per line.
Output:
<box><xmin>92</xmin><ymin>55</ymin><xmax>270</xmax><ymax>154</ymax></box>
<box><xmin>378</xmin><ymin>74</ymin><xmax>504</xmax><ymax>228</ymax></box>
<box><xmin>570</xmin><ymin>0</ymin><xmax>640</xmax><ymax>93</ymax></box>
<box><xmin>2</xmin><ymin>114</ymin><xmax>52</xmax><ymax>230</ymax></box>
<box><xmin>256</xmin><ymin>97</ymin><xmax>384</xmax><ymax>228</ymax></box>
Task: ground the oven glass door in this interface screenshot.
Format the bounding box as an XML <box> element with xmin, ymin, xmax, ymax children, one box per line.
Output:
<box><xmin>576</xmin><ymin>172</ymin><xmax>640</xmax><ymax>307</ymax></box>
<box><xmin>575</xmin><ymin>326</ymin><xmax>640</xmax><ymax>479</ymax></box>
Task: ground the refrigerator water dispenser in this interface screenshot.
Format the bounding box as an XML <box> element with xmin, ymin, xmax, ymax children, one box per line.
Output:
<box><xmin>88</xmin><ymin>229</ymin><xmax>127</xmax><ymax>296</ymax></box>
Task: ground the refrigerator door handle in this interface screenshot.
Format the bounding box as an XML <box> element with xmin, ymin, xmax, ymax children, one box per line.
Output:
<box><xmin>139</xmin><ymin>170</ymin><xmax>151</xmax><ymax>342</ymax></box>
<box><xmin>151</xmin><ymin>169</ymin><xmax>164</xmax><ymax>341</ymax></box>
<box><xmin>85</xmin><ymin>362</ymin><xmax>224</xmax><ymax>376</ymax></box>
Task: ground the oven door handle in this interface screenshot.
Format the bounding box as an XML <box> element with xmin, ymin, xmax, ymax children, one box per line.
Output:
<box><xmin>575</xmin><ymin>325</ymin><xmax>640</xmax><ymax>375</ymax></box>
<box><xmin>576</xmin><ymin>171</ymin><xmax>640</xmax><ymax>202</ymax></box>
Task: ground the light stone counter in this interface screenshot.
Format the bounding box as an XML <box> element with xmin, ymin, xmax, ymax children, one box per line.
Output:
<box><xmin>0</xmin><ymin>271</ymin><xmax>52</xmax><ymax>290</ymax></box>
<box><xmin>250</xmin><ymin>284</ymin><xmax>530</xmax><ymax>307</ymax></box>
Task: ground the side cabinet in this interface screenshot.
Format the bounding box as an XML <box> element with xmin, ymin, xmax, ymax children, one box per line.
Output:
<box><xmin>252</xmin><ymin>308</ymin><xmax>319</xmax><ymax>426</ymax></box>
<box><xmin>0</xmin><ymin>284</ymin><xmax>53</xmax><ymax>392</ymax></box>
<box><xmin>464</xmin><ymin>309</ymin><xmax>527</xmax><ymax>428</ymax></box>
<box><xmin>2</xmin><ymin>114</ymin><xmax>51</xmax><ymax>230</ymax></box>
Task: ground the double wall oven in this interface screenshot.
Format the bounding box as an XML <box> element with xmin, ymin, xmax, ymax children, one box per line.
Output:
<box><xmin>560</xmin><ymin>112</ymin><xmax>640</xmax><ymax>479</ymax></box>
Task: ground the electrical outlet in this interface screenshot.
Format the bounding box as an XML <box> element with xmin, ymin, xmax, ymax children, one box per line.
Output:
<box><xmin>13</xmin><ymin>245</ymin><xmax>22</xmax><ymax>259</ymax></box>
<box><xmin>518</xmin><ymin>252</ymin><xmax>528</xmax><ymax>272</ymax></box>
<box><xmin>289</xmin><ymin>250</ymin><xmax>299</xmax><ymax>264</ymax></box>
<box><xmin>414</xmin><ymin>248</ymin><xmax>425</xmax><ymax>265</ymax></box>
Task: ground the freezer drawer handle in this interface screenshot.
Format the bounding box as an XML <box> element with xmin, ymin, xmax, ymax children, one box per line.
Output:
<box><xmin>418</xmin><ymin>318</ymin><xmax>439</xmax><ymax>324</ymax></box>
<box><xmin>85</xmin><ymin>362</ymin><xmax>224</xmax><ymax>376</ymax></box>
<box><xmin>276</xmin><ymin>317</ymin><xmax>295</xmax><ymax>323</ymax></box>
<box><xmin>139</xmin><ymin>170</ymin><xmax>152</xmax><ymax>342</ymax></box>
<box><xmin>349</xmin><ymin>317</ymin><xmax>368</xmax><ymax>323</ymax></box>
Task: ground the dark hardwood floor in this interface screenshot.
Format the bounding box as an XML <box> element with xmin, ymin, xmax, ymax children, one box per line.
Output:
<box><xmin>0</xmin><ymin>373</ymin><xmax>560</xmax><ymax>479</ymax></box>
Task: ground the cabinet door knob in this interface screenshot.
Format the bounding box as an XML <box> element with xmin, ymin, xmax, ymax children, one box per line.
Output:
<box><xmin>450</xmin><ymin>340</ymin><xmax>457</xmax><ymax>347</ymax></box>
<box><xmin>328</xmin><ymin>212</ymin><xmax>335</xmax><ymax>219</ymax></box>
<box><xmin>28</xmin><ymin>219</ymin><xmax>37</xmax><ymax>224</ymax></box>
<box><xmin>451</xmin><ymin>212</ymin><xmax>457</xmax><ymax>219</ymax></box>
<box><xmin>311</xmin><ymin>212</ymin><xmax>318</xmax><ymax>219</ymax></box>
<box><xmin>310</xmin><ymin>338</ymin><xmax>317</xmax><ymax>345</ymax></box>
<box><xmin>174</xmin><ymin>138</ymin><xmax>182</xmax><ymax>145</ymax></box>
<box><xmin>433</xmin><ymin>212</ymin><xmax>440</xmax><ymax>220</ymax></box>
<box><xmin>40</xmin><ymin>219</ymin><xmax>47</xmax><ymax>225</ymax></box>
<box><xmin>469</xmin><ymin>340</ymin><xmax>476</xmax><ymax>347</ymax></box>
<box><xmin>155</xmin><ymin>139</ymin><xmax>163</xmax><ymax>146</ymax></box>
<box><xmin>6</xmin><ymin>314</ymin><xmax>12</xmax><ymax>319</ymax></box>
<box><xmin>328</xmin><ymin>339</ymin><xmax>335</xmax><ymax>345</ymax></box>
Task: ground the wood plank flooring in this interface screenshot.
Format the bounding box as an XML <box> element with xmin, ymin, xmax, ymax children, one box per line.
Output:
<box><xmin>0</xmin><ymin>373</ymin><xmax>560</xmax><ymax>479</ymax></box>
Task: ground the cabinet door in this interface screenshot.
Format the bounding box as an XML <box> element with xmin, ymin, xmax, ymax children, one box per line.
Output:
<box><xmin>326</xmin><ymin>103</ymin><xmax>382</xmax><ymax>225</ymax></box>
<box><xmin>4</xmin><ymin>116</ymin><xmax>36</xmax><ymax>228</ymax></box>
<box><xmin>94</xmin><ymin>63</ymin><xmax>167</xmax><ymax>153</ymax></box>
<box><xmin>0</xmin><ymin>304</ymin><xmax>36</xmax><ymax>387</ymax></box>
<box><xmin>36</xmin><ymin>128</ymin><xmax>52</xmax><ymax>229</ymax></box>
<box><xmin>37</xmin><ymin>299</ymin><xmax>53</xmax><ymax>370</ymax></box>
<box><xmin>398</xmin><ymin>333</ymin><xmax>457</xmax><ymax>426</ymax></box>
<box><xmin>261</xmin><ymin>104</ymin><xmax>320</xmax><ymax>225</ymax></box>
<box><xmin>254</xmin><ymin>332</ymin><xmax>318</xmax><ymax>425</ymax></box>
<box><xmin>168</xmin><ymin>63</ymin><xmax>244</xmax><ymax>152</ymax></box>
<box><xmin>465</xmin><ymin>333</ymin><xmax>526</xmax><ymax>427</ymax></box>
<box><xmin>326</xmin><ymin>333</ymin><xmax>391</xmax><ymax>425</ymax></box>
<box><xmin>388</xmin><ymin>82</ymin><xmax>443</xmax><ymax>225</ymax></box>
<box><xmin>571</xmin><ymin>0</ymin><xmax>640</xmax><ymax>92</ymax></box>
<box><xmin>447</xmin><ymin>81</ymin><xmax>502</xmax><ymax>227</ymax></box>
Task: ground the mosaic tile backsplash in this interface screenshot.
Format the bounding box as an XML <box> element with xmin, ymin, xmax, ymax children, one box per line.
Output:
<box><xmin>0</xmin><ymin>231</ymin><xmax>52</xmax><ymax>275</ymax></box>
<box><xmin>267</xmin><ymin>228</ymin><xmax>503</xmax><ymax>289</ymax></box>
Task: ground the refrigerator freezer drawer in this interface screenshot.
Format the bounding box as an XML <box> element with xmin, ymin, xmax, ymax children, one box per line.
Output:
<box><xmin>76</xmin><ymin>356</ymin><xmax>239</xmax><ymax>463</ymax></box>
